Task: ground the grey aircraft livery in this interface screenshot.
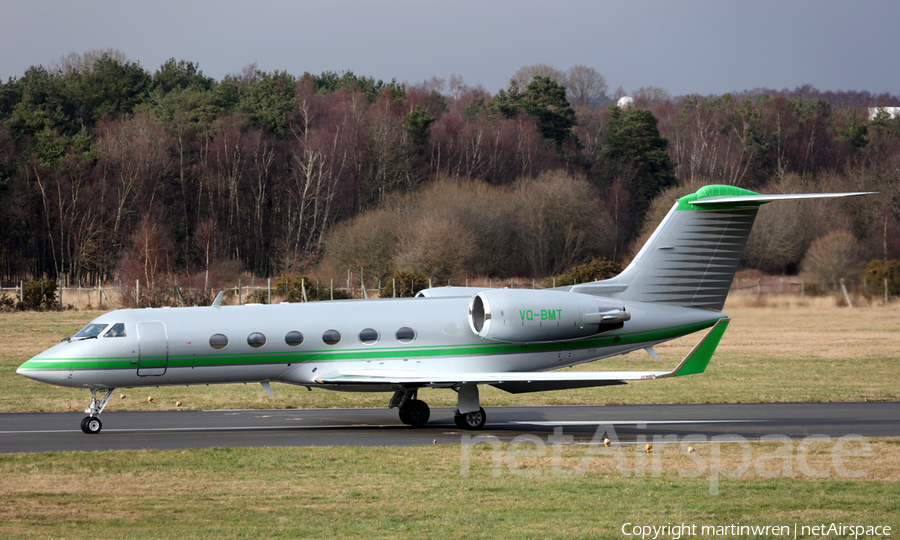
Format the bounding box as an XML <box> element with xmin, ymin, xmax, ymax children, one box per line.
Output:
<box><xmin>17</xmin><ymin>185</ymin><xmax>872</xmax><ymax>434</ymax></box>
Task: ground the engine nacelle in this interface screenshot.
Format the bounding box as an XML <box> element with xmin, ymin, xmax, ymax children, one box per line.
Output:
<box><xmin>468</xmin><ymin>289</ymin><xmax>630</xmax><ymax>342</ymax></box>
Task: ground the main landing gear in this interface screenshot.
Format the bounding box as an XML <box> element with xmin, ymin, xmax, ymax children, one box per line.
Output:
<box><xmin>389</xmin><ymin>384</ymin><xmax>487</xmax><ymax>430</ymax></box>
<box><xmin>454</xmin><ymin>407</ymin><xmax>486</xmax><ymax>430</ymax></box>
<box><xmin>391</xmin><ymin>390</ymin><xmax>431</xmax><ymax>427</ymax></box>
<box><xmin>399</xmin><ymin>399</ymin><xmax>430</xmax><ymax>427</ymax></box>
<box><xmin>81</xmin><ymin>388</ymin><xmax>114</xmax><ymax>434</ymax></box>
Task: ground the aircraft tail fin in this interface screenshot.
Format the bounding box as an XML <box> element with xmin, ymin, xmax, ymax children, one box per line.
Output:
<box><xmin>569</xmin><ymin>185</ymin><xmax>873</xmax><ymax>310</ymax></box>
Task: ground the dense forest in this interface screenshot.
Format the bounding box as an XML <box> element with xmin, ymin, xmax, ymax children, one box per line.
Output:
<box><xmin>1</xmin><ymin>50</ymin><xmax>899</xmax><ymax>299</ymax></box>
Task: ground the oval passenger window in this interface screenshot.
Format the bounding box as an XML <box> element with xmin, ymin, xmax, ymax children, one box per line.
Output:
<box><xmin>396</xmin><ymin>327</ymin><xmax>416</xmax><ymax>343</ymax></box>
<box><xmin>209</xmin><ymin>334</ymin><xmax>229</xmax><ymax>349</ymax></box>
<box><xmin>247</xmin><ymin>332</ymin><xmax>267</xmax><ymax>348</ymax></box>
<box><xmin>359</xmin><ymin>328</ymin><xmax>379</xmax><ymax>345</ymax></box>
<box><xmin>285</xmin><ymin>331</ymin><xmax>304</xmax><ymax>346</ymax></box>
<box><xmin>322</xmin><ymin>329</ymin><xmax>341</xmax><ymax>345</ymax></box>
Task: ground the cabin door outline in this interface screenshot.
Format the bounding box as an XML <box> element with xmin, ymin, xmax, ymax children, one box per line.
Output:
<box><xmin>137</xmin><ymin>321</ymin><xmax>168</xmax><ymax>376</ymax></box>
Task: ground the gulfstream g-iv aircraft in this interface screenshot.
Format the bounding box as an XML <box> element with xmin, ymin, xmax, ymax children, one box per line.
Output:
<box><xmin>17</xmin><ymin>185</ymin><xmax>872</xmax><ymax>434</ymax></box>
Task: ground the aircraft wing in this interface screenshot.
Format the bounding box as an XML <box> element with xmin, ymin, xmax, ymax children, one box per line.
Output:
<box><xmin>314</xmin><ymin>319</ymin><xmax>729</xmax><ymax>393</ymax></box>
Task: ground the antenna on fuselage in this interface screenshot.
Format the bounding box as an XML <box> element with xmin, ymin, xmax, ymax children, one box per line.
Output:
<box><xmin>211</xmin><ymin>291</ymin><xmax>224</xmax><ymax>309</ymax></box>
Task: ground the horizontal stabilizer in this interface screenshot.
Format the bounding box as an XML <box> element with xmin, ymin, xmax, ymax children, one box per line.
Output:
<box><xmin>690</xmin><ymin>191</ymin><xmax>876</xmax><ymax>208</ymax></box>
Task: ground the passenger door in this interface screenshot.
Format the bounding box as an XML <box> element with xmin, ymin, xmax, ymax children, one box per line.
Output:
<box><xmin>137</xmin><ymin>321</ymin><xmax>168</xmax><ymax>376</ymax></box>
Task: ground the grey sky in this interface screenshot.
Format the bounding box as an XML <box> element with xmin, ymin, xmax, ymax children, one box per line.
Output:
<box><xmin>2</xmin><ymin>0</ymin><xmax>899</xmax><ymax>97</ymax></box>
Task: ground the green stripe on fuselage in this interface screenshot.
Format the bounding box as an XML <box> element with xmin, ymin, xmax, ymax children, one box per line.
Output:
<box><xmin>19</xmin><ymin>318</ymin><xmax>723</xmax><ymax>371</ymax></box>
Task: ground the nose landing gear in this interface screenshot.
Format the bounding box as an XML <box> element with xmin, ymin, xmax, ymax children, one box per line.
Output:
<box><xmin>81</xmin><ymin>416</ymin><xmax>102</xmax><ymax>434</ymax></box>
<box><xmin>81</xmin><ymin>388</ymin><xmax>114</xmax><ymax>434</ymax></box>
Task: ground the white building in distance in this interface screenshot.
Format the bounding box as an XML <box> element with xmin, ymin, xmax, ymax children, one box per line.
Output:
<box><xmin>617</xmin><ymin>96</ymin><xmax>635</xmax><ymax>109</ymax></box>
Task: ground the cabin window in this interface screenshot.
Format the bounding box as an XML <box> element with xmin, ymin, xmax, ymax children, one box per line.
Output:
<box><xmin>396</xmin><ymin>327</ymin><xmax>416</xmax><ymax>343</ymax></box>
<box><xmin>209</xmin><ymin>333</ymin><xmax>229</xmax><ymax>349</ymax></box>
<box><xmin>359</xmin><ymin>327</ymin><xmax>379</xmax><ymax>345</ymax></box>
<box><xmin>73</xmin><ymin>323</ymin><xmax>108</xmax><ymax>339</ymax></box>
<box><xmin>247</xmin><ymin>332</ymin><xmax>267</xmax><ymax>348</ymax></box>
<box><xmin>285</xmin><ymin>331</ymin><xmax>304</xmax><ymax>346</ymax></box>
<box><xmin>322</xmin><ymin>329</ymin><xmax>341</xmax><ymax>345</ymax></box>
<box><xmin>103</xmin><ymin>323</ymin><xmax>126</xmax><ymax>338</ymax></box>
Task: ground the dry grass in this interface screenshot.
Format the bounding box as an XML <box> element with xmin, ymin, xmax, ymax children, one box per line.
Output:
<box><xmin>482</xmin><ymin>437</ymin><xmax>900</xmax><ymax>482</ymax></box>
<box><xmin>0</xmin><ymin>441</ymin><xmax>898</xmax><ymax>539</ymax></box>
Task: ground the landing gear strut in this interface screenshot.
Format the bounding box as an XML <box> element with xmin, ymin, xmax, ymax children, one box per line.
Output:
<box><xmin>81</xmin><ymin>388</ymin><xmax>114</xmax><ymax>434</ymax></box>
<box><xmin>452</xmin><ymin>383</ymin><xmax>486</xmax><ymax>430</ymax></box>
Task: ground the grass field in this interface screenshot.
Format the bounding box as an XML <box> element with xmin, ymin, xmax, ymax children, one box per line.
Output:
<box><xmin>1</xmin><ymin>441</ymin><xmax>898</xmax><ymax>538</ymax></box>
<box><xmin>2</xmin><ymin>296</ymin><xmax>898</xmax><ymax>413</ymax></box>
<box><xmin>2</xmin><ymin>298</ymin><xmax>899</xmax><ymax>538</ymax></box>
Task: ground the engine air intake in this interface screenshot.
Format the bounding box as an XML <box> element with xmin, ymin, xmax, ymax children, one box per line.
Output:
<box><xmin>468</xmin><ymin>289</ymin><xmax>629</xmax><ymax>343</ymax></box>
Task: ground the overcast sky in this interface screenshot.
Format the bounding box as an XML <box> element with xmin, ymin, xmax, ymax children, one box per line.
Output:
<box><xmin>3</xmin><ymin>0</ymin><xmax>899</xmax><ymax>97</ymax></box>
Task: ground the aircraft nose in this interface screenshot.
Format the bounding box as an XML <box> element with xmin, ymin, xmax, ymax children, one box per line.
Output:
<box><xmin>17</xmin><ymin>362</ymin><xmax>39</xmax><ymax>381</ymax></box>
<box><xmin>17</xmin><ymin>358</ymin><xmax>56</xmax><ymax>384</ymax></box>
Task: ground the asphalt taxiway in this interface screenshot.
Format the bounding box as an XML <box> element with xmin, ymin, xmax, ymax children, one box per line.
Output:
<box><xmin>1</xmin><ymin>402</ymin><xmax>897</xmax><ymax>453</ymax></box>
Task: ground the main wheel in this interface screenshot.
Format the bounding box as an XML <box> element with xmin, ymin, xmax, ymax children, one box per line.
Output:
<box><xmin>81</xmin><ymin>416</ymin><xmax>102</xmax><ymax>434</ymax></box>
<box><xmin>453</xmin><ymin>411</ymin><xmax>467</xmax><ymax>430</ymax></box>
<box><xmin>454</xmin><ymin>408</ymin><xmax>486</xmax><ymax>430</ymax></box>
<box><xmin>401</xmin><ymin>399</ymin><xmax>430</xmax><ymax>427</ymax></box>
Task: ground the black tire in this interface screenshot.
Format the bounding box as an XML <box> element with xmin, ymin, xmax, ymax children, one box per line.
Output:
<box><xmin>398</xmin><ymin>407</ymin><xmax>412</xmax><ymax>425</ymax></box>
<box><xmin>84</xmin><ymin>416</ymin><xmax>102</xmax><ymax>434</ymax></box>
<box><xmin>456</xmin><ymin>407</ymin><xmax>486</xmax><ymax>430</ymax></box>
<box><xmin>404</xmin><ymin>399</ymin><xmax>430</xmax><ymax>427</ymax></box>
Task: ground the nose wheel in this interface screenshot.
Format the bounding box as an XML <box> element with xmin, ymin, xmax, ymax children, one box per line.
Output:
<box><xmin>80</xmin><ymin>388</ymin><xmax>114</xmax><ymax>434</ymax></box>
<box><xmin>81</xmin><ymin>416</ymin><xmax>102</xmax><ymax>434</ymax></box>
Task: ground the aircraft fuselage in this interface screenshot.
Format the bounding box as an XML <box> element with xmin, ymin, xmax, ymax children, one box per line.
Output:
<box><xmin>18</xmin><ymin>296</ymin><xmax>722</xmax><ymax>393</ymax></box>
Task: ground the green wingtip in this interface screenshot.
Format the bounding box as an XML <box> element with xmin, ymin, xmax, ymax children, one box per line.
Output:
<box><xmin>676</xmin><ymin>185</ymin><xmax>761</xmax><ymax>211</ymax></box>
<box><xmin>674</xmin><ymin>318</ymin><xmax>730</xmax><ymax>376</ymax></box>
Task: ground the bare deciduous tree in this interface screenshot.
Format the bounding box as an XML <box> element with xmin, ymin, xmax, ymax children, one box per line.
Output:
<box><xmin>96</xmin><ymin>113</ymin><xmax>173</xmax><ymax>243</ymax></box>
<box><xmin>801</xmin><ymin>229</ymin><xmax>865</xmax><ymax>286</ymax></box>
<box><xmin>565</xmin><ymin>65</ymin><xmax>608</xmax><ymax>108</ymax></box>
<box><xmin>288</xmin><ymin>82</ymin><xmax>359</xmax><ymax>261</ymax></box>
<box><xmin>50</xmin><ymin>48</ymin><xmax>129</xmax><ymax>75</ymax></box>
<box><xmin>511</xmin><ymin>64</ymin><xmax>566</xmax><ymax>89</ymax></box>
<box><xmin>743</xmin><ymin>175</ymin><xmax>824</xmax><ymax>273</ymax></box>
<box><xmin>116</xmin><ymin>215</ymin><xmax>176</xmax><ymax>307</ymax></box>
<box><xmin>321</xmin><ymin>172</ymin><xmax>614</xmax><ymax>280</ymax></box>
<box><xmin>633</xmin><ymin>86</ymin><xmax>671</xmax><ymax>106</ymax></box>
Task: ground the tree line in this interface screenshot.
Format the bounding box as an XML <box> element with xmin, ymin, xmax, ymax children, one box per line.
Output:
<box><xmin>1</xmin><ymin>51</ymin><xmax>899</xmax><ymax>298</ymax></box>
